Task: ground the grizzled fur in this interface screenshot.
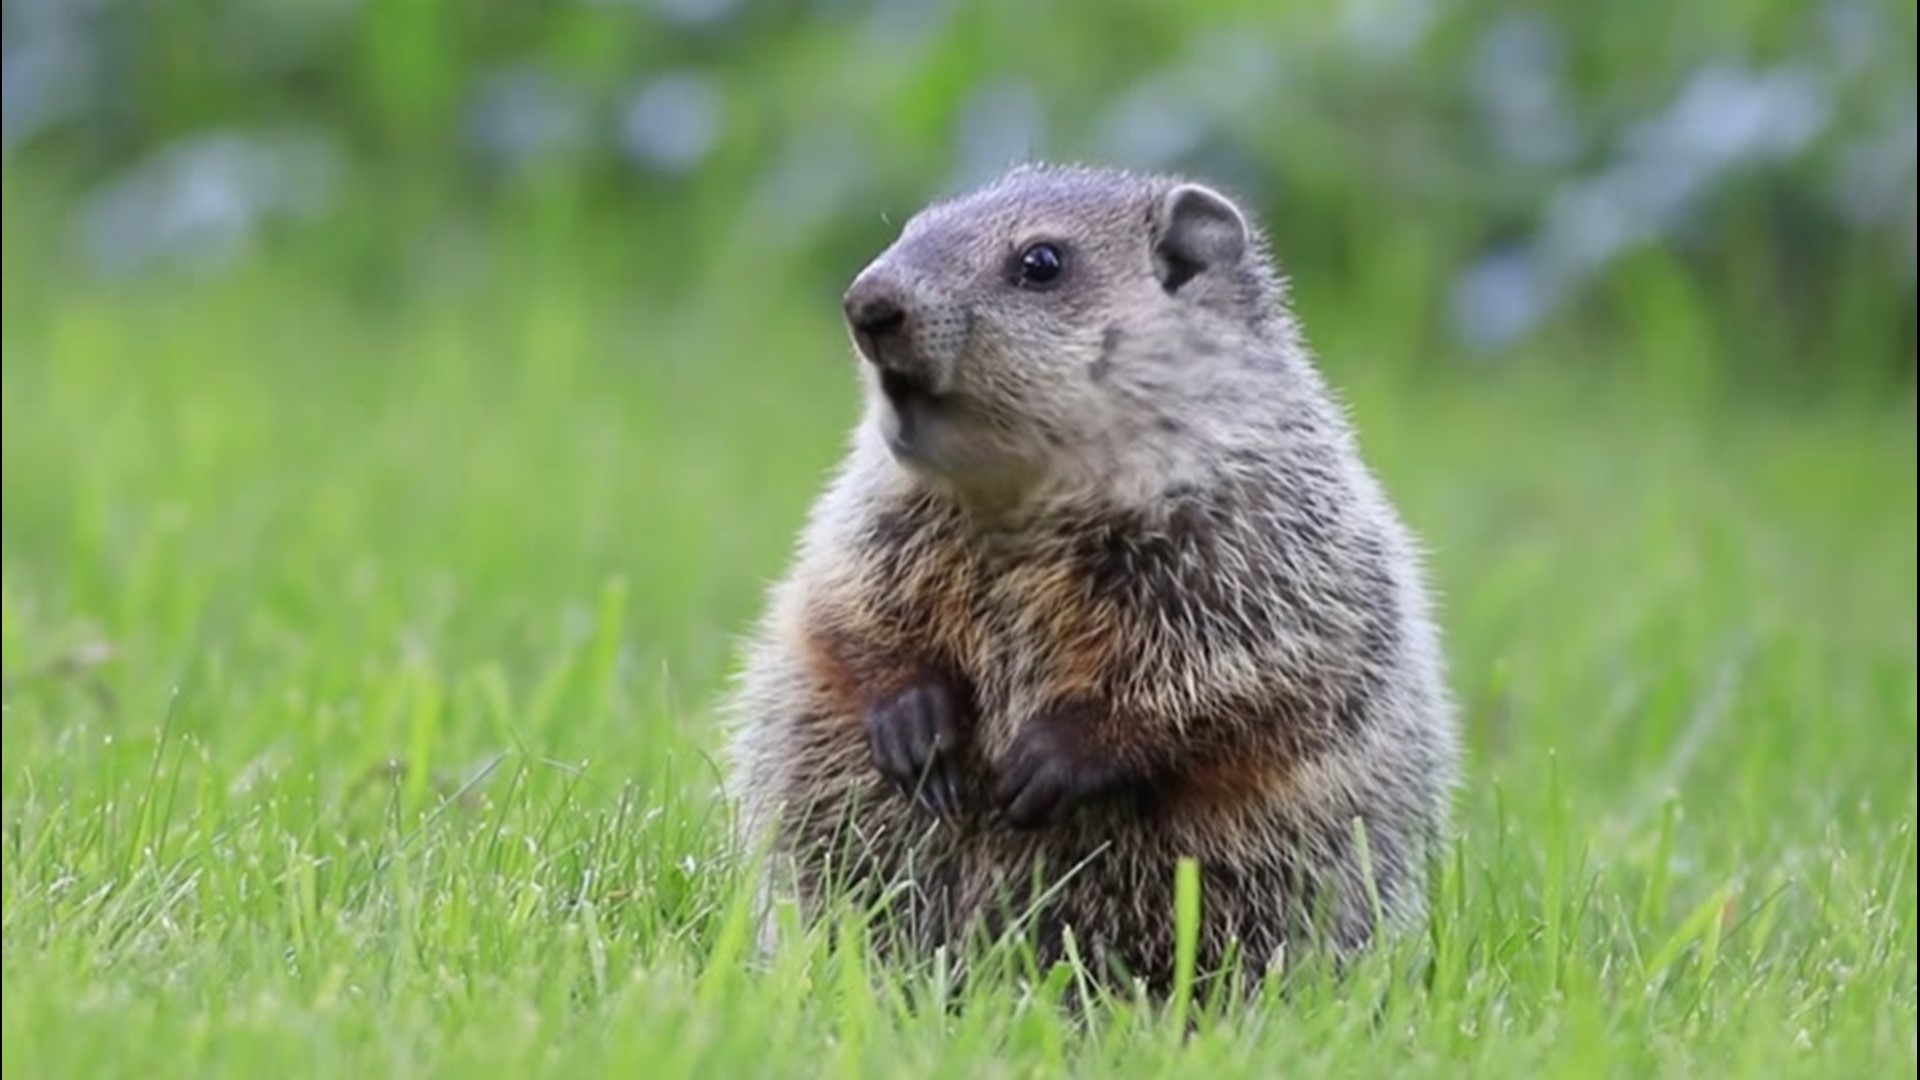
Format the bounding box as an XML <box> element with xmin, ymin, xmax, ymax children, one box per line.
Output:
<box><xmin>721</xmin><ymin>162</ymin><xmax>1458</xmax><ymax>992</ymax></box>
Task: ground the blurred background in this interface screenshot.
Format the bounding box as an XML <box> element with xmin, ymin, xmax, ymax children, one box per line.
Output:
<box><xmin>3</xmin><ymin>0</ymin><xmax>1913</xmax><ymax>375</ymax></box>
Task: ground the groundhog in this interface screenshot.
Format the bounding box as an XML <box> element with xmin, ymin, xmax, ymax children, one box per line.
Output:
<box><xmin>721</xmin><ymin>162</ymin><xmax>1458</xmax><ymax>994</ymax></box>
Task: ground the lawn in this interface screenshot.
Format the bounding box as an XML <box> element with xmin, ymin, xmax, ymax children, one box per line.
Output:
<box><xmin>2</xmin><ymin>215</ymin><xmax>1914</xmax><ymax>1077</ymax></box>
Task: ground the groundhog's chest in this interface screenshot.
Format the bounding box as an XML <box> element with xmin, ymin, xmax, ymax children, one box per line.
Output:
<box><xmin>856</xmin><ymin>533</ymin><xmax>1127</xmax><ymax>740</ymax></box>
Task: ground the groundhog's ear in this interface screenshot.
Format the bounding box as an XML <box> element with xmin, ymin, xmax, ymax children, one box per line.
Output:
<box><xmin>1151</xmin><ymin>183</ymin><xmax>1248</xmax><ymax>294</ymax></box>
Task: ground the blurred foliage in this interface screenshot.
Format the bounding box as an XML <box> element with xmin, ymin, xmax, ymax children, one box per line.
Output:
<box><xmin>2</xmin><ymin>0</ymin><xmax>1915</xmax><ymax>386</ymax></box>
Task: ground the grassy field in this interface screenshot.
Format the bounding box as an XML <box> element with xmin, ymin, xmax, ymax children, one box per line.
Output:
<box><xmin>2</xmin><ymin>213</ymin><xmax>1915</xmax><ymax>1077</ymax></box>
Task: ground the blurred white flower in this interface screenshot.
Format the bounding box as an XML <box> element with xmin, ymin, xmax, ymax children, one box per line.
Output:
<box><xmin>76</xmin><ymin>129</ymin><xmax>343</xmax><ymax>276</ymax></box>
<box><xmin>620</xmin><ymin>72</ymin><xmax>724</xmax><ymax>175</ymax></box>
<box><xmin>1449</xmin><ymin>246</ymin><xmax>1565</xmax><ymax>353</ymax></box>
<box><xmin>466</xmin><ymin>66</ymin><xmax>594</xmax><ymax>171</ymax></box>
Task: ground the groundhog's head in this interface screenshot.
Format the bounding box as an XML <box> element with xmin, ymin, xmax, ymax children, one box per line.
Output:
<box><xmin>840</xmin><ymin>163</ymin><xmax>1289</xmax><ymax>503</ymax></box>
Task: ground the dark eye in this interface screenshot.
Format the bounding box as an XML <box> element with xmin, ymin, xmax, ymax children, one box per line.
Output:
<box><xmin>1016</xmin><ymin>242</ymin><xmax>1066</xmax><ymax>288</ymax></box>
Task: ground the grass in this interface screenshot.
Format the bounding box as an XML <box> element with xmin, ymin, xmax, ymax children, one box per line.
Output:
<box><xmin>1</xmin><ymin>213</ymin><xmax>1915</xmax><ymax>1077</ymax></box>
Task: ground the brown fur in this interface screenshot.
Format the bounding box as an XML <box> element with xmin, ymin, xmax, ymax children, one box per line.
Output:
<box><xmin>722</xmin><ymin>163</ymin><xmax>1459</xmax><ymax>994</ymax></box>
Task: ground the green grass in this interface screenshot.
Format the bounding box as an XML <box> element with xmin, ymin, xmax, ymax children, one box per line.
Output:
<box><xmin>2</xmin><ymin>224</ymin><xmax>1915</xmax><ymax>1077</ymax></box>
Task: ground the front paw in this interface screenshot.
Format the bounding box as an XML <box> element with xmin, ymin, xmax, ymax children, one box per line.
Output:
<box><xmin>863</xmin><ymin>678</ymin><xmax>969</xmax><ymax>817</ymax></box>
<box><xmin>992</xmin><ymin>711</ymin><xmax>1137</xmax><ymax>829</ymax></box>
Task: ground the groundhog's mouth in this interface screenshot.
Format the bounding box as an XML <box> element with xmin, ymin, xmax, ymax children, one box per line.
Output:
<box><xmin>874</xmin><ymin>368</ymin><xmax>954</xmax><ymax>466</ymax></box>
<box><xmin>877</xmin><ymin>368</ymin><xmax>943</xmax><ymax>408</ymax></box>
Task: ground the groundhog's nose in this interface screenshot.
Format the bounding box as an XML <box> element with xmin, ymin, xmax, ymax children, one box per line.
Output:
<box><xmin>843</xmin><ymin>279</ymin><xmax>909</xmax><ymax>363</ymax></box>
<box><xmin>843</xmin><ymin>262</ymin><xmax>968</xmax><ymax>393</ymax></box>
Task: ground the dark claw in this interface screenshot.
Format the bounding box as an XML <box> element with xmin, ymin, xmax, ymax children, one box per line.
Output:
<box><xmin>936</xmin><ymin>758</ymin><xmax>962</xmax><ymax>817</ymax></box>
<box><xmin>863</xmin><ymin>678</ymin><xmax>969</xmax><ymax>818</ymax></box>
<box><xmin>992</xmin><ymin>714</ymin><xmax>1135</xmax><ymax>829</ymax></box>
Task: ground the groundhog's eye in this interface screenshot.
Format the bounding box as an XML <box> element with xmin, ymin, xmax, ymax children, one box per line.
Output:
<box><xmin>1015</xmin><ymin>243</ymin><xmax>1066</xmax><ymax>289</ymax></box>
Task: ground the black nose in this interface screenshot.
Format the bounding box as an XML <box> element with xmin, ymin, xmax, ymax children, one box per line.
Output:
<box><xmin>846</xmin><ymin>293</ymin><xmax>906</xmax><ymax>341</ymax></box>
